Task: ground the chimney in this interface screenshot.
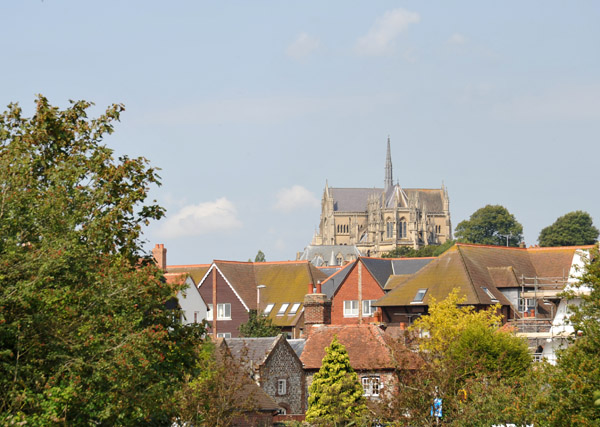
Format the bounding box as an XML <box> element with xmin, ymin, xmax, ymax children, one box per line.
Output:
<box><xmin>303</xmin><ymin>281</ymin><xmax>331</xmax><ymax>331</ymax></box>
<box><xmin>152</xmin><ymin>243</ymin><xmax>167</xmax><ymax>271</ymax></box>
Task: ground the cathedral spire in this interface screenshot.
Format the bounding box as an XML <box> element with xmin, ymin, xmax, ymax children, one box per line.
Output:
<box><xmin>384</xmin><ymin>136</ymin><xmax>393</xmax><ymax>191</ymax></box>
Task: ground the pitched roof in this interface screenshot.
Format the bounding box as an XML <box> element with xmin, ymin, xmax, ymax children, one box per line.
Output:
<box><xmin>287</xmin><ymin>339</ymin><xmax>306</xmax><ymax>358</ymax></box>
<box><xmin>300</xmin><ymin>324</ymin><xmax>419</xmax><ymax>371</ymax></box>
<box><xmin>298</xmin><ymin>245</ymin><xmax>361</xmax><ymax>267</ymax></box>
<box><xmin>329</xmin><ymin>186</ymin><xmax>445</xmax><ymax>213</ymax></box>
<box><xmin>226</xmin><ymin>336</ymin><xmax>280</xmax><ymax>368</ymax></box>
<box><xmin>330</xmin><ymin>188</ymin><xmax>382</xmax><ymax>212</ymax></box>
<box><xmin>320</xmin><ymin>262</ymin><xmax>354</xmax><ymax>299</ymax></box>
<box><xmin>200</xmin><ymin>260</ymin><xmax>329</xmax><ymax>327</ymax></box>
<box><xmin>166</xmin><ymin>264</ymin><xmax>211</xmax><ymax>284</ymax></box>
<box><xmin>375</xmin><ymin>244</ymin><xmax>590</xmax><ymax>307</ymax></box>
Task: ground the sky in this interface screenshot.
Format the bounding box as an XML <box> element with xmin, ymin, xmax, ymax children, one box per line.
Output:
<box><xmin>2</xmin><ymin>1</ymin><xmax>599</xmax><ymax>265</ymax></box>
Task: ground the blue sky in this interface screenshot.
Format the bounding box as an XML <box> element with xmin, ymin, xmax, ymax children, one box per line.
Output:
<box><xmin>2</xmin><ymin>1</ymin><xmax>599</xmax><ymax>264</ymax></box>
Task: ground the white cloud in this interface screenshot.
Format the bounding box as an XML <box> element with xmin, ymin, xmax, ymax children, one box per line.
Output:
<box><xmin>447</xmin><ymin>33</ymin><xmax>467</xmax><ymax>45</ymax></box>
<box><xmin>286</xmin><ymin>33</ymin><xmax>321</xmax><ymax>60</ymax></box>
<box><xmin>355</xmin><ymin>8</ymin><xmax>420</xmax><ymax>56</ymax></box>
<box><xmin>273</xmin><ymin>185</ymin><xmax>319</xmax><ymax>213</ymax></box>
<box><xmin>157</xmin><ymin>197</ymin><xmax>242</xmax><ymax>238</ymax></box>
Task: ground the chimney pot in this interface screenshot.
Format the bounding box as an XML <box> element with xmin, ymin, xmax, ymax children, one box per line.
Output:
<box><xmin>316</xmin><ymin>281</ymin><xmax>322</xmax><ymax>294</ymax></box>
<box><xmin>307</xmin><ymin>283</ymin><xmax>314</xmax><ymax>295</ymax></box>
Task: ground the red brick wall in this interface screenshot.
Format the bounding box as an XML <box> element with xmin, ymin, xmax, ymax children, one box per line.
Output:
<box><xmin>331</xmin><ymin>262</ymin><xmax>385</xmax><ymax>325</ymax></box>
<box><xmin>199</xmin><ymin>268</ymin><xmax>249</xmax><ymax>338</ymax></box>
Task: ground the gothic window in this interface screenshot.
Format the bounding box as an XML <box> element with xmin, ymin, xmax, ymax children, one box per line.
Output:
<box><xmin>399</xmin><ymin>219</ymin><xmax>407</xmax><ymax>239</ymax></box>
<box><xmin>386</xmin><ymin>221</ymin><xmax>393</xmax><ymax>238</ymax></box>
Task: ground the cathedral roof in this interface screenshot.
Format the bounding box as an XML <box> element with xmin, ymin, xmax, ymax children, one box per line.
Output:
<box><xmin>329</xmin><ymin>186</ymin><xmax>445</xmax><ymax>213</ymax></box>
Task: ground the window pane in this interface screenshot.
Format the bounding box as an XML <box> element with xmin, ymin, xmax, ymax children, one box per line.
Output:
<box><xmin>413</xmin><ymin>289</ymin><xmax>427</xmax><ymax>302</ymax></box>
<box><xmin>277</xmin><ymin>303</ymin><xmax>289</xmax><ymax>316</ymax></box>
<box><xmin>289</xmin><ymin>303</ymin><xmax>300</xmax><ymax>315</ymax></box>
<box><xmin>264</xmin><ymin>303</ymin><xmax>274</xmax><ymax>314</ymax></box>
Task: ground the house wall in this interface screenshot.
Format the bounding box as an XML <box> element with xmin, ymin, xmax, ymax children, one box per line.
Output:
<box><xmin>331</xmin><ymin>262</ymin><xmax>385</xmax><ymax>325</ymax></box>
<box><xmin>199</xmin><ymin>268</ymin><xmax>249</xmax><ymax>338</ymax></box>
<box><xmin>259</xmin><ymin>340</ymin><xmax>305</xmax><ymax>414</ymax></box>
<box><xmin>177</xmin><ymin>276</ymin><xmax>207</xmax><ymax>325</ymax></box>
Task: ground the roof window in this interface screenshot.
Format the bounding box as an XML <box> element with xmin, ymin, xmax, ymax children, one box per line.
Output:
<box><xmin>264</xmin><ymin>303</ymin><xmax>274</xmax><ymax>315</ymax></box>
<box><xmin>413</xmin><ymin>288</ymin><xmax>427</xmax><ymax>303</ymax></box>
<box><xmin>277</xmin><ymin>303</ymin><xmax>289</xmax><ymax>316</ymax></box>
<box><xmin>289</xmin><ymin>303</ymin><xmax>301</xmax><ymax>315</ymax></box>
<box><xmin>481</xmin><ymin>287</ymin><xmax>499</xmax><ymax>302</ymax></box>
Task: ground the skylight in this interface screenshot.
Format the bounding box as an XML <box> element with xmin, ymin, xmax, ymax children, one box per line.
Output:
<box><xmin>277</xmin><ymin>303</ymin><xmax>289</xmax><ymax>316</ymax></box>
<box><xmin>289</xmin><ymin>303</ymin><xmax>301</xmax><ymax>315</ymax></box>
<box><xmin>264</xmin><ymin>303</ymin><xmax>274</xmax><ymax>315</ymax></box>
<box><xmin>482</xmin><ymin>287</ymin><xmax>499</xmax><ymax>302</ymax></box>
<box><xmin>413</xmin><ymin>288</ymin><xmax>427</xmax><ymax>302</ymax></box>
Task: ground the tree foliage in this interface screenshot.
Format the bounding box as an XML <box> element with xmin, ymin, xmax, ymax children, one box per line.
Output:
<box><xmin>0</xmin><ymin>96</ymin><xmax>204</xmax><ymax>424</ymax></box>
<box><xmin>381</xmin><ymin>240</ymin><xmax>455</xmax><ymax>258</ymax></box>
<box><xmin>455</xmin><ymin>205</ymin><xmax>523</xmax><ymax>247</ymax></box>
<box><xmin>238</xmin><ymin>310</ymin><xmax>281</xmax><ymax>337</ymax></box>
<box><xmin>383</xmin><ymin>290</ymin><xmax>532</xmax><ymax>425</ymax></box>
<box><xmin>254</xmin><ymin>250</ymin><xmax>266</xmax><ymax>262</ymax></box>
<box><xmin>306</xmin><ymin>336</ymin><xmax>367</xmax><ymax>425</ymax></box>
<box><xmin>538</xmin><ymin>210</ymin><xmax>599</xmax><ymax>247</ymax></box>
<box><xmin>175</xmin><ymin>340</ymin><xmax>259</xmax><ymax>427</ymax></box>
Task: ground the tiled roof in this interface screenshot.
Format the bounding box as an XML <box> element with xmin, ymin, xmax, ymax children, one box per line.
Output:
<box><xmin>300</xmin><ymin>324</ymin><xmax>419</xmax><ymax>371</ymax></box>
<box><xmin>287</xmin><ymin>339</ymin><xmax>306</xmax><ymax>358</ymax></box>
<box><xmin>204</xmin><ymin>260</ymin><xmax>329</xmax><ymax>327</ymax></box>
<box><xmin>298</xmin><ymin>245</ymin><xmax>361</xmax><ymax>267</ymax></box>
<box><xmin>330</xmin><ymin>188</ymin><xmax>382</xmax><ymax>212</ymax></box>
<box><xmin>166</xmin><ymin>264</ymin><xmax>211</xmax><ymax>284</ymax></box>
<box><xmin>375</xmin><ymin>244</ymin><xmax>590</xmax><ymax>307</ymax></box>
<box><xmin>361</xmin><ymin>258</ymin><xmax>394</xmax><ymax>287</ymax></box>
<box><xmin>391</xmin><ymin>258</ymin><xmax>435</xmax><ymax>275</ymax></box>
<box><xmin>226</xmin><ymin>336</ymin><xmax>280</xmax><ymax>368</ymax></box>
<box><xmin>384</xmin><ymin>274</ymin><xmax>414</xmax><ymax>291</ymax></box>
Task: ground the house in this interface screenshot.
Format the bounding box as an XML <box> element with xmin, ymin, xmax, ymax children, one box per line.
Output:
<box><xmin>301</xmin><ymin>283</ymin><xmax>420</xmax><ymax>403</ymax></box>
<box><xmin>319</xmin><ymin>257</ymin><xmax>433</xmax><ymax>325</ymax></box>
<box><xmin>152</xmin><ymin>244</ymin><xmax>209</xmax><ymax>325</ymax></box>
<box><xmin>373</xmin><ymin>243</ymin><xmax>595</xmax><ymax>361</ymax></box>
<box><xmin>226</xmin><ymin>334</ymin><xmax>306</xmax><ymax>415</ymax></box>
<box><xmin>195</xmin><ymin>260</ymin><xmax>328</xmax><ymax>338</ymax></box>
<box><xmin>164</xmin><ymin>272</ymin><xmax>208</xmax><ymax>325</ymax></box>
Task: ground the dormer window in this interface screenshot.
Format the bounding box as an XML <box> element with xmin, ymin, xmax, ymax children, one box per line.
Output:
<box><xmin>277</xmin><ymin>303</ymin><xmax>289</xmax><ymax>316</ymax></box>
<box><xmin>264</xmin><ymin>303</ymin><xmax>274</xmax><ymax>315</ymax></box>
<box><xmin>412</xmin><ymin>288</ymin><xmax>427</xmax><ymax>303</ymax></box>
<box><xmin>482</xmin><ymin>287</ymin><xmax>499</xmax><ymax>302</ymax></box>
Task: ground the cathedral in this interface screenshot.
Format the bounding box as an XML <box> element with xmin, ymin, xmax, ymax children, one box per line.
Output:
<box><xmin>312</xmin><ymin>138</ymin><xmax>452</xmax><ymax>257</ymax></box>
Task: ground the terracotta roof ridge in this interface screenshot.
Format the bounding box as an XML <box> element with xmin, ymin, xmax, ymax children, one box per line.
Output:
<box><xmin>323</xmin><ymin>261</ymin><xmax>355</xmax><ymax>282</ymax></box>
<box><xmin>456</xmin><ymin>243</ymin><xmax>527</xmax><ymax>250</ymax></box>
<box><xmin>167</xmin><ymin>263</ymin><xmax>211</xmax><ymax>268</ymax></box>
<box><xmin>527</xmin><ymin>245</ymin><xmax>595</xmax><ymax>251</ymax></box>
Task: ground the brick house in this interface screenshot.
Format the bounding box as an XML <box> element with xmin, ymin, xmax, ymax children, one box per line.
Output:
<box><xmin>226</xmin><ymin>335</ymin><xmax>306</xmax><ymax>415</ymax></box>
<box><xmin>193</xmin><ymin>260</ymin><xmax>328</xmax><ymax>338</ymax></box>
<box><xmin>318</xmin><ymin>257</ymin><xmax>433</xmax><ymax>325</ymax></box>
<box><xmin>302</xmin><ymin>285</ymin><xmax>420</xmax><ymax>403</ymax></box>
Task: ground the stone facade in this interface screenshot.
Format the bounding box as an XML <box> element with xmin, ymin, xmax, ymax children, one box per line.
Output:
<box><xmin>258</xmin><ymin>338</ymin><xmax>305</xmax><ymax>415</ymax></box>
<box><xmin>312</xmin><ymin>138</ymin><xmax>452</xmax><ymax>257</ymax></box>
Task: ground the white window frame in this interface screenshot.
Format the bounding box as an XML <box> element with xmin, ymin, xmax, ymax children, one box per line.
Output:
<box><xmin>216</xmin><ymin>332</ymin><xmax>231</xmax><ymax>338</ymax></box>
<box><xmin>362</xmin><ymin>300</ymin><xmax>376</xmax><ymax>316</ymax></box>
<box><xmin>264</xmin><ymin>303</ymin><xmax>275</xmax><ymax>315</ymax></box>
<box><xmin>481</xmin><ymin>286</ymin><xmax>499</xmax><ymax>303</ymax></box>
<box><xmin>217</xmin><ymin>303</ymin><xmax>231</xmax><ymax>320</ymax></box>
<box><xmin>277</xmin><ymin>379</ymin><xmax>287</xmax><ymax>395</ymax></box>
<box><xmin>277</xmin><ymin>303</ymin><xmax>289</xmax><ymax>316</ymax></box>
<box><xmin>344</xmin><ymin>300</ymin><xmax>359</xmax><ymax>317</ymax></box>
<box><xmin>207</xmin><ymin>304</ymin><xmax>213</xmax><ymax>320</ymax></box>
<box><xmin>289</xmin><ymin>303</ymin><xmax>301</xmax><ymax>315</ymax></box>
<box><xmin>362</xmin><ymin>376</ymin><xmax>381</xmax><ymax>397</ymax></box>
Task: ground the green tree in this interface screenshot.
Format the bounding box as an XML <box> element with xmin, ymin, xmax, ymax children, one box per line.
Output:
<box><xmin>538</xmin><ymin>210</ymin><xmax>599</xmax><ymax>247</ymax></box>
<box><xmin>543</xmin><ymin>245</ymin><xmax>600</xmax><ymax>424</ymax></box>
<box><xmin>0</xmin><ymin>96</ymin><xmax>204</xmax><ymax>425</ymax></box>
<box><xmin>306</xmin><ymin>336</ymin><xmax>367</xmax><ymax>426</ymax></box>
<box><xmin>455</xmin><ymin>205</ymin><xmax>523</xmax><ymax>247</ymax></box>
<box><xmin>381</xmin><ymin>240</ymin><xmax>455</xmax><ymax>258</ymax></box>
<box><xmin>254</xmin><ymin>250</ymin><xmax>266</xmax><ymax>262</ymax></box>
<box><xmin>384</xmin><ymin>290</ymin><xmax>532</xmax><ymax>425</ymax></box>
<box><xmin>238</xmin><ymin>310</ymin><xmax>281</xmax><ymax>337</ymax></box>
